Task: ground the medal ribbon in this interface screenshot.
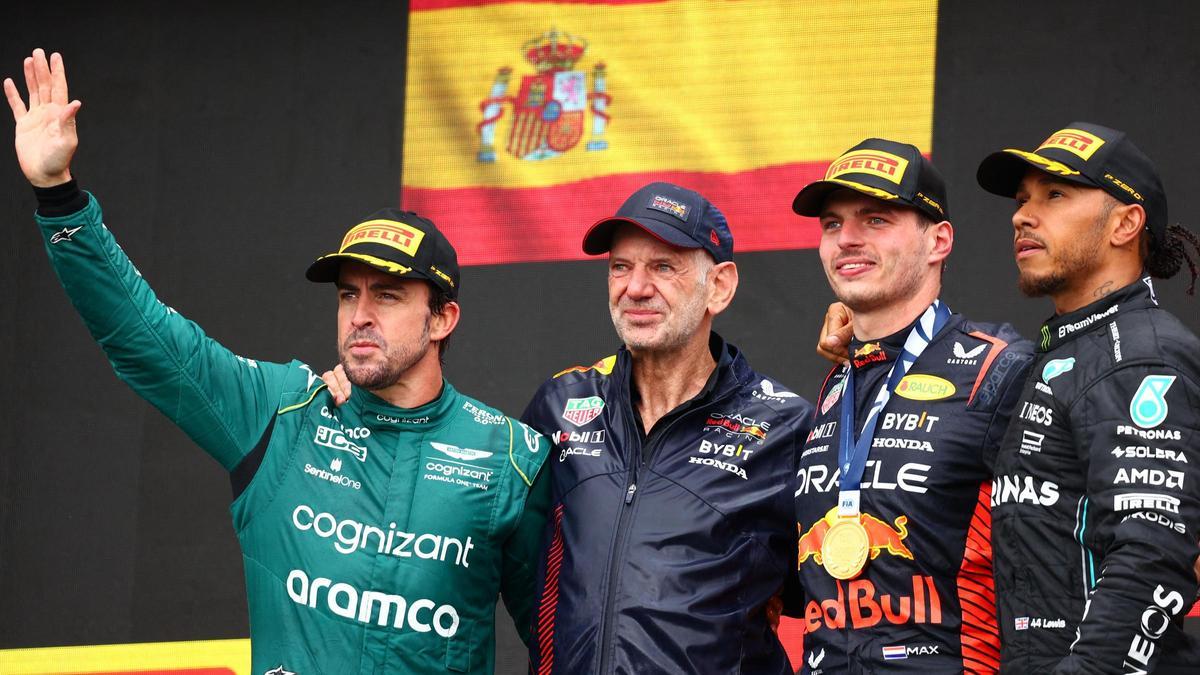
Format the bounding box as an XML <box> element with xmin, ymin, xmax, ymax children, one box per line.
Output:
<box><xmin>837</xmin><ymin>300</ymin><xmax>951</xmax><ymax>516</ymax></box>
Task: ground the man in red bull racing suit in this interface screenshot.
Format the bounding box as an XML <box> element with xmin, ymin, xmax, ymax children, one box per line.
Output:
<box><xmin>789</xmin><ymin>139</ymin><xmax>1034</xmax><ymax>673</ymax></box>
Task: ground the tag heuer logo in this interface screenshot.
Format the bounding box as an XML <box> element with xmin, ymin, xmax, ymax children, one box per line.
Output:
<box><xmin>562</xmin><ymin>396</ymin><xmax>605</xmax><ymax>427</ymax></box>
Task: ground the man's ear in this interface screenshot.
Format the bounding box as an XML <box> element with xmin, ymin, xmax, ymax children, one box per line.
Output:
<box><xmin>430</xmin><ymin>301</ymin><xmax>461</xmax><ymax>341</ymax></box>
<box><xmin>1109</xmin><ymin>202</ymin><xmax>1146</xmax><ymax>248</ymax></box>
<box><xmin>927</xmin><ymin>220</ymin><xmax>953</xmax><ymax>266</ymax></box>
<box><xmin>708</xmin><ymin>261</ymin><xmax>739</xmax><ymax>316</ymax></box>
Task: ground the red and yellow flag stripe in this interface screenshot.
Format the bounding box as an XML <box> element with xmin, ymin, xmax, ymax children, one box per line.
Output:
<box><xmin>403</xmin><ymin>0</ymin><xmax>937</xmax><ymax>265</ymax></box>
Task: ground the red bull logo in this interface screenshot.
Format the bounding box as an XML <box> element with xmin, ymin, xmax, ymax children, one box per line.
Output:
<box><xmin>797</xmin><ymin>507</ymin><xmax>913</xmax><ymax>566</ymax></box>
<box><xmin>852</xmin><ymin>342</ymin><xmax>887</xmax><ymax>368</ymax></box>
<box><xmin>797</xmin><ymin>507</ymin><xmax>938</xmax><ymax>631</ymax></box>
<box><xmin>801</xmin><ymin>575</ymin><xmax>943</xmax><ymax>632</ymax></box>
<box><xmin>704</xmin><ymin>413</ymin><xmax>769</xmax><ymax>442</ymax></box>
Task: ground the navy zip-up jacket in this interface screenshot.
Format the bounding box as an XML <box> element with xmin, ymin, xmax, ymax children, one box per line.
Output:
<box><xmin>521</xmin><ymin>333</ymin><xmax>812</xmax><ymax>674</ymax></box>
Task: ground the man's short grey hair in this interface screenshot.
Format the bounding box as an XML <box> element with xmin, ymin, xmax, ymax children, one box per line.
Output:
<box><xmin>694</xmin><ymin>248</ymin><xmax>716</xmax><ymax>285</ymax></box>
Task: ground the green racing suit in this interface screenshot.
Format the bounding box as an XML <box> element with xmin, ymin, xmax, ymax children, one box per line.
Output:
<box><xmin>35</xmin><ymin>188</ymin><xmax>551</xmax><ymax>674</ymax></box>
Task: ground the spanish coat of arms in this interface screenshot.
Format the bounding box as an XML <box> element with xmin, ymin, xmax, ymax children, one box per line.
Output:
<box><xmin>477</xmin><ymin>28</ymin><xmax>612</xmax><ymax>162</ymax></box>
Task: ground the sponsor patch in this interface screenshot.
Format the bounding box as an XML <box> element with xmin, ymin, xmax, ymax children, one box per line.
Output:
<box><xmin>1124</xmin><ymin>585</ymin><xmax>1187</xmax><ymax>672</ymax></box>
<box><xmin>647</xmin><ymin>194</ymin><xmax>690</xmax><ymax>221</ymax></box>
<box><xmin>895</xmin><ymin>374</ymin><xmax>955</xmax><ymax>401</ymax></box>
<box><xmin>755</xmin><ymin>378</ymin><xmax>800</xmax><ymax>403</ymax></box>
<box><xmin>826</xmin><ymin>149</ymin><xmax>909</xmax><ymax>185</ymax></box>
<box><xmin>430</xmin><ymin>442</ymin><xmax>493</xmax><ymax>462</ymax></box>
<box><xmin>562</xmin><ymin>396</ymin><xmax>605</xmax><ymax>427</ymax></box>
<box><xmin>50</xmin><ymin>225</ymin><xmax>83</xmax><ymax>244</ymax></box>
<box><xmin>287</xmin><ymin>568</ymin><xmax>459</xmax><ymax>637</ymax></box>
<box><xmin>991</xmin><ymin>474</ymin><xmax>1059</xmax><ymax>507</ymax></box>
<box><xmin>1112</xmin><ymin>444</ymin><xmax>1188</xmax><ymax>463</ymax></box>
<box><xmin>463</xmin><ymin>401</ymin><xmax>506</xmax><ymax>425</ymax></box>
<box><xmin>689</xmin><ymin>456</ymin><xmax>748</xmax><ymax>479</ymax></box>
<box><xmin>1130</xmin><ymin>375</ymin><xmax>1176</xmax><ymax>429</ymax></box>
<box><xmin>1041</xmin><ymin>357</ymin><xmax>1075</xmax><ymax>383</ymax></box>
<box><xmin>807</xmin><ymin>421</ymin><xmax>836</xmax><ymax>442</ymax></box>
<box><xmin>1114</xmin><ymin>492</ymin><xmax>1181</xmax><ymax>514</ymax></box>
<box><xmin>799</xmin><ymin>574</ymin><xmax>940</xmax><ymax>633</ymax></box>
<box><xmin>303</xmin><ymin>463</ymin><xmax>362</xmax><ymax>490</ymax></box>
<box><xmin>947</xmin><ymin>341</ymin><xmax>986</xmax><ymax>365</ymax></box>
<box><xmin>704</xmin><ymin>412</ymin><xmax>770</xmax><ymax>442</ymax></box>
<box><xmin>339</xmin><ymin>219</ymin><xmax>425</xmax><ymax>256</ymax></box>
<box><xmin>552</xmin><ymin>429</ymin><xmax>605</xmax><ymax>444</ymax></box>
<box><xmin>880</xmin><ymin>411</ymin><xmax>938</xmax><ymax>433</ymax></box>
<box><xmin>1019</xmin><ymin>430</ymin><xmax>1045</xmax><ymax>455</ymax></box>
<box><xmin>314</xmin><ymin>426</ymin><xmax>368</xmax><ymax>462</ymax></box>
<box><xmin>1037</xmin><ymin>128</ymin><xmax>1105</xmax><ymax>161</ymax></box>
<box><xmin>559</xmin><ymin>446</ymin><xmax>603</xmax><ymax>462</ymax></box>
<box><xmin>423</xmin><ymin>459</ymin><xmax>493</xmax><ymax>491</ymax></box>
<box><xmin>853</xmin><ymin>342</ymin><xmax>887</xmax><ymax>368</ymax></box>
<box><xmin>821</xmin><ymin>379</ymin><xmax>844</xmax><ymax>415</ymax></box>
<box><xmin>971</xmin><ymin>349</ymin><xmax>1024</xmax><ymax>411</ymax></box>
<box><xmin>1114</xmin><ymin>467</ymin><xmax>1184</xmax><ymax>489</ymax></box>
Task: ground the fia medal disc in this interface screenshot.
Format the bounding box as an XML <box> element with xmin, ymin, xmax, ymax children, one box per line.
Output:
<box><xmin>822</xmin><ymin>518</ymin><xmax>869</xmax><ymax>580</ymax></box>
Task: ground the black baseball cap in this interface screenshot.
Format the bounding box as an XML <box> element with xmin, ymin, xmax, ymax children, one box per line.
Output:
<box><xmin>582</xmin><ymin>182</ymin><xmax>734</xmax><ymax>262</ymax></box>
<box><xmin>977</xmin><ymin>122</ymin><xmax>1167</xmax><ymax>242</ymax></box>
<box><xmin>306</xmin><ymin>208</ymin><xmax>460</xmax><ymax>299</ymax></box>
<box><xmin>793</xmin><ymin>138</ymin><xmax>949</xmax><ymax>222</ymax></box>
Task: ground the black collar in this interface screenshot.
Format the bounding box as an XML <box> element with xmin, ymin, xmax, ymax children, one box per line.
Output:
<box><xmin>1039</xmin><ymin>276</ymin><xmax>1160</xmax><ymax>352</ymax></box>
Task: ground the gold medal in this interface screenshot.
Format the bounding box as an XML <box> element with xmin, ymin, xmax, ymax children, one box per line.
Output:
<box><xmin>822</xmin><ymin>517</ymin><xmax>869</xmax><ymax>580</ymax></box>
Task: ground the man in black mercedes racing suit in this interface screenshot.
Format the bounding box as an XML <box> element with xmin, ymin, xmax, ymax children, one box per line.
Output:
<box><xmin>977</xmin><ymin>121</ymin><xmax>1200</xmax><ymax>673</ymax></box>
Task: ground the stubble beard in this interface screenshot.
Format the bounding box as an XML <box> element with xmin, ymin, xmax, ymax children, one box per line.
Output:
<box><xmin>1016</xmin><ymin>211</ymin><xmax>1109</xmax><ymax>298</ymax></box>
<box><xmin>611</xmin><ymin>286</ymin><xmax>708</xmax><ymax>354</ymax></box>
<box><xmin>832</xmin><ymin>253</ymin><xmax>927</xmax><ymax>315</ymax></box>
<box><xmin>338</xmin><ymin>318</ymin><xmax>431</xmax><ymax>391</ymax></box>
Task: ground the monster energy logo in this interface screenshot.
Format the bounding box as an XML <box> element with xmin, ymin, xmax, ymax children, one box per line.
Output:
<box><xmin>1040</xmin><ymin>325</ymin><xmax>1050</xmax><ymax>350</ymax></box>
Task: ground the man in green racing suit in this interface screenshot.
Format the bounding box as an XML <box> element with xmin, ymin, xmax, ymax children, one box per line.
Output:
<box><xmin>5</xmin><ymin>49</ymin><xmax>549</xmax><ymax>674</ymax></box>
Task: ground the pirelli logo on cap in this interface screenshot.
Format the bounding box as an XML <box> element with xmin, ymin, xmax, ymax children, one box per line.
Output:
<box><xmin>340</xmin><ymin>219</ymin><xmax>426</xmax><ymax>257</ymax></box>
<box><xmin>1037</xmin><ymin>128</ymin><xmax>1105</xmax><ymax>161</ymax></box>
<box><xmin>826</xmin><ymin>150</ymin><xmax>909</xmax><ymax>186</ymax></box>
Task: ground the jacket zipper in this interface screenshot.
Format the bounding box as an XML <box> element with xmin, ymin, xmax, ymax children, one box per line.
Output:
<box><xmin>595</xmin><ymin>388</ymin><xmax>737</xmax><ymax>673</ymax></box>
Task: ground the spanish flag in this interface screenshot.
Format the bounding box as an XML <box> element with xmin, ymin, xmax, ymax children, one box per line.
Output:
<box><xmin>403</xmin><ymin>0</ymin><xmax>937</xmax><ymax>266</ymax></box>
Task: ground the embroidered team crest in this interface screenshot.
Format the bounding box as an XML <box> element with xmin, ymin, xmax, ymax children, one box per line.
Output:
<box><xmin>477</xmin><ymin>28</ymin><xmax>612</xmax><ymax>162</ymax></box>
<box><xmin>1130</xmin><ymin>375</ymin><xmax>1176</xmax><ymax>429</ymax></box>
<box><xmin>648</xmin><ymin>194</ymin><xmax>690</xmax><ymax>221</ymax></box>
